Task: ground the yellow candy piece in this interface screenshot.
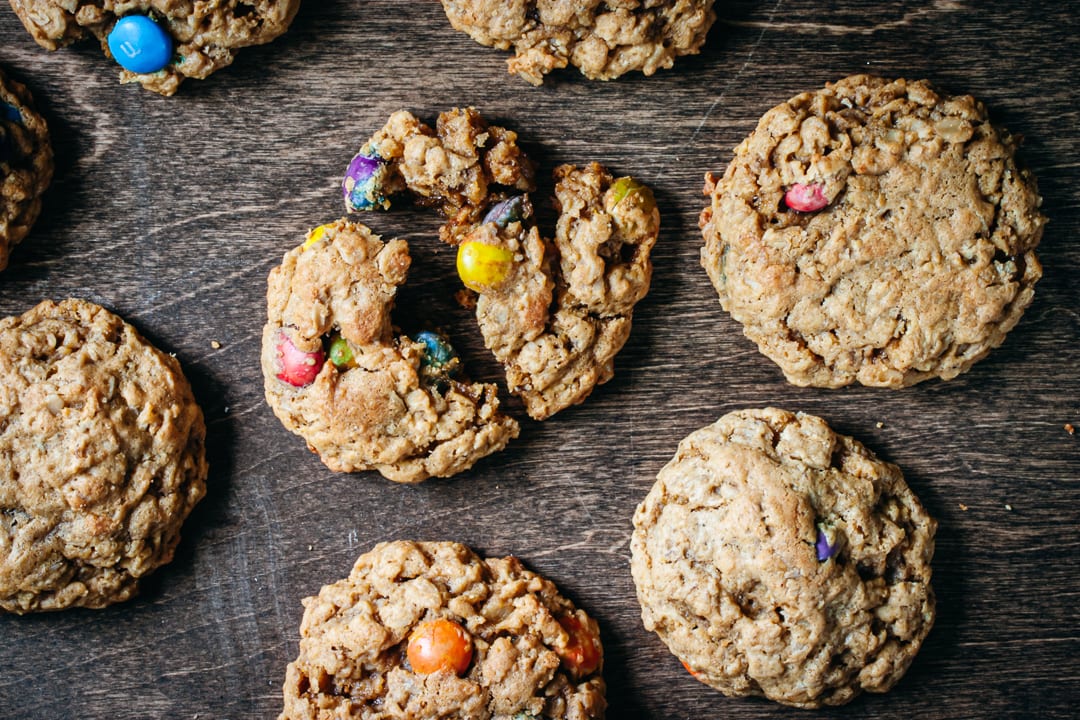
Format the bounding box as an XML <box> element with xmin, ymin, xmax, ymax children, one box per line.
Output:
<box><xmin>456</xmin><ymin>240</ymin><xmax>514</xmax><ymax>292</ymax></box>
<box><xmin>303</xmin><ymin>224</ymin><xmax>329</xmax><ymax>249</ymax></box>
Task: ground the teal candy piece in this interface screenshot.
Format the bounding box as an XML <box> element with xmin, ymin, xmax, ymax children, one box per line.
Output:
<box><xmin>107</xmin><ymin>15</ymin><xmax>174</xmax><ymax>74</ymax></box>
<box><xmin>1</xmin><ymin>102</ymin><xmax>20</xmax><ymax>124</ymax></box>
<box><xmin>414</xmin><ymin>331</ymin><xmax>457</xmax><ymax>370</ymax></box>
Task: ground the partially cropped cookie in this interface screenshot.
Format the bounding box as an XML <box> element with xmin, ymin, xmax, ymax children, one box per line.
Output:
<box><xmin>280</xmin><ymin>540</ymin><xmax>606</xmax><ymax>720</ymax></box>
<box><xmin>8</xmin><ymin>0</ymin><xmax>301</xmax><ymax>95</ymax></box>
<box><xmin>700</xmin><ymin>75</ymin><xmax>1046</xmax><ymax>388</ymax></box>
<box><xmin>0</xmin><ymin>66</ymin><xmax>52</xmax><ymax>272</ymax></box>
<box><xmin>262</xmin><ymin>219</ymin><xmax>519</xmax><ymax>483</ymax></box>
<box><xmin>0</xmin><ymin>299</ymin><xmax>207</xmax><ymax>613</ymax></box>
<box><xmin>631</xmin><ymin>408</ymin><xmax>936</xmax><ymax>708</ymax></box>
<box><xmin>441</xmin><ymin>0</ymin><xmax>716</xmax><ymax>85</ymax></box>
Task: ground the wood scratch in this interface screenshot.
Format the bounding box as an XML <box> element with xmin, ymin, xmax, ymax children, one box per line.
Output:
<box><xmin>528</xmin><ymin>529</ymin><xmax>631</xmax><ymax>559</ymax></box>
<box><xmin>723</xmin><ymin>0</ymin><xmax>965</xmax><ymax>36</ymax></box>
<box><xmin>689</xmin><ymin>0</ymin><xmax>784</xmax><ymax>145</ymax></box>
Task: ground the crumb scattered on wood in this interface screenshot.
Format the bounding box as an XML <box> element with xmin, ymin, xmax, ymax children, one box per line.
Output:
<box><xmin>959</xmin><ymin>503</ymin><xmax>968</xmax><ymax>511</ymax></box>
<box><xmin>876</xmin><ymin>421</ymin><xmax>884</xmax><ymax>428</ymax></box>
<box><xmin>211</xmin><ymin>340</ymin><xmax>222</xmax><ymax>349</ymax></box>
<box><xmin>1005</xmin><ymin>504</ymin><xmax>1013</xmax><ymax>511</ymax></box>
<box><xmin>1066</xmin><ymin>423</ymin><xmax>1075</xmax><ymax>435</ymax></box>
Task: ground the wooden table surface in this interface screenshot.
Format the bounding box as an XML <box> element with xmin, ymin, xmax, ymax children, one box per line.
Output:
<box><xmin>1</xmin><ymin>2</ymin><xmax>1077</xmax><ymax>718</ymax></box>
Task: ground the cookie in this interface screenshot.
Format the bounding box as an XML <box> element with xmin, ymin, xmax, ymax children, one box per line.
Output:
<box><xmin>344</xmin><ymin>109</ymin><xmax>660</xmax><ymax>420</ymax></box>
<box><xmin>0</xmin><ymin>66</ymin><xmax>53</xmax><ymax>273</ymax></box>
<box><xmin>700</xmin><ymin>75</ymin><xmax>1046</xmax><ymax>388</ymax></box>
<box><xmin>0</xmin><ymin>299</ymin><xmax>208</xmax><ymax>613</ymax></box>
<box><xmin>279</xmin><ymin>540</ymin><xmax>606</xmax><ymax>720</ymax></box>
<box><xmin>441</xmin><ymin>0</ymin><xmax>717</xmax><ymax>85</ymax></box>
<box><xmin>262</xmin><ymin>219</ymin><xmax>519</xmax><ymax>483</ymax></box>
<box><xmin>630</xmin><ymin>408</ymin><xmax>936</xmax><ymax>708</ymax></box>
<box><xmin>8</xmin><ymin>0</ymin><xmax>301</xmax><ymax>95</ymax></box>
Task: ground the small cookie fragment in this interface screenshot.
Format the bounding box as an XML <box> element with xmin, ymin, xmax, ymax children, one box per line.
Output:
<box><xmin>261</xmin><ymin>220</ymin><xmax>519</xmax><ymax>483</ymax></box>
<box><xmin>0</xmin><ymin>66</ymin><xmax>53</xmax><ymax>272</ymax></box>
<box><xmin>468</xmin><ymin>163</ymin><xmax>660</xmax><ymax>420</ymax></box>
<box><xmin>631</xmin><ymin>408</ymin><xmax>936</xmax><ymax>708</ymax></box>
<box><xmin>8</xmin><ymin>0</ymin><xmax>301</xmax><ymax>95</ymax></box>
<box><xmin>350</xmin><ymin>107</ymin><xmax>536</xmax><ymax>243</ymax></box>
<box><xmin>0</xmin><ymin>299</ymin><xmax>208</xmax><ymax>613</ymax></box>
<box><xmin>441</xmin><ymin>0</ymin><xmax>717</xmax><ymax>85</ymax></box>
<box><xmin>279</xmin><ymin>540</ymin><xmax>606</xmax><ymax>720</ymax></box>
<box><xmin>700</xmin><ymin>75</ymin><xmax>1046</xmax><ymax>388</ymax></box>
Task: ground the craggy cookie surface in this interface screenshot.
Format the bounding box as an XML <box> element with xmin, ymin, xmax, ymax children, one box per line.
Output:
<box><xmin>0</xmin><ymin>299</ymin><xmax>207</xmax><ymax>613</ymax></box>
<box><xmin>700</xmin><ymin>75</ymin><xmax>1046</xmax><ymax>388</ymax></box>
<box><xmin>345</xmin><ymin>108</ymin><xmax>660</xmax><ymax>420</ymax></box>
<box><xmin>280</xmin><ymin>540</ymin><xmax>606</xmax><ymax>719</ymax></box>
<box><xmin>9</xmin><ymin>0</ymin><xmax>301</xmax><ymax>95</ymax></box>
<box><xmin>631</xmin><ymin>408</ymin><xmax>936</xmax><ymax>708</ymax></box>
<box><xmin>262</xmin><ymin>219</ymin><xmax>519</xmax><ymax>483</ymax></box>
<box><xmin>0</xmin><ymin>66</ymin><xmax>52</xmax><ymax>272</ymax></box>
<box><xmin>441</xmin><ymin>0</ymin><xmax>716</xmax><ymax>85</ymax></box>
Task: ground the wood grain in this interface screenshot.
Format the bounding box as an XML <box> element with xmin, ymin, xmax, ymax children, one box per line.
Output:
<box><xmin>0</xmin><ymin>1</ymin><xmax>1078</xmax><ymax>718</ymax></box>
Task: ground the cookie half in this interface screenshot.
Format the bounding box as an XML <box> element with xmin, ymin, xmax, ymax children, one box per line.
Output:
<box><xmin>631</xmin><ymin>408</ymin><xmax>936</xmax><ymax>707</ymax></box>
<box><xmin>0</xmin><ymin>66</ymin><xmax>52</xmax><ymax>272</ymax></box>
<box><xmin>441</xmin><ymin>0</ymin><xmax>717</xmax><ymax>85</ymax></box>
<box><xmin>0</xmin><ymin>299</ymin><xmax>208</xmax><ymax>613</ymax></box>
<box><xmin>700</xmin><ymin>75</ymin><xmax>1046</xmax><ymax>388</ymax></box>
<box><xmin>262</xmin><ymin>219</ymin><xmax>519</xmax><ymax>483</ymax></box>
<box><xmin>279</xmin><ymin>540</ymin><xmax>606</xmax><ymax>719</ymax></box>
<box><xmin>9</xmin><ymin>0</ymin><xmax>301</xmax><ymax>95</ymax></box>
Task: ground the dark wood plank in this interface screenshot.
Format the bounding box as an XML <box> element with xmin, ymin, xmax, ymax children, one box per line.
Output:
<box><xmin>0</xmin><ymin>1</ymin><xmax>1078</xmax><ymax>718</ymax></box>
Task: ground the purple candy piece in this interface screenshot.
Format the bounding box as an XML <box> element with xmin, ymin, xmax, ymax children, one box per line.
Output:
<box><xmin>482</xmin><ymin>195</ymin><xmax>525</xmax><ymax>228</ymax></box>
<box><xmin>815</xmin><ymin>524</ymin><xmax>838</xmax><ymax>561</ymax></box>
<box><xmin>342</xmin><ymin>151</ymin><xmax>388</xmax><ymax>212</ymax></box>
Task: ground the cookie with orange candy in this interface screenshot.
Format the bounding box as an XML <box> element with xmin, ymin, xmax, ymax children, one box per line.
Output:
<box><xmin>279</xmin><ymin>540</ymin><xmax>606</xmax><ymax>720</ymax></box>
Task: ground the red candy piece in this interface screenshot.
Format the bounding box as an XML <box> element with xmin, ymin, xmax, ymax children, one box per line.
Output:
<box><xmin>784</xmin><ymin>183</ymin><xmax>829</xmax><ymax>212</ymax></box>
<box><xmin>275</xmin><ymin>330</ymin><xmax>325</xmax><ymax>387</ymax></box>
<box><xmin>557</xmin><ymin>614</ymin><xmax>601</xmax><ymax>678</ymax></box>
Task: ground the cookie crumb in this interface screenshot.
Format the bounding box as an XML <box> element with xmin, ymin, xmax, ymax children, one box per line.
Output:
<box><xmin>1004</xmin><ymin>504</ymin><xmax>1013</xmax><ymax>511</ymax></box>
<box><xmin>1066</xmin><ymin>423</ymin><xmax>1075</xmax><ymax>435</ymax></box>
<box><xmin>959</xmin><ymin>503</ymin><xmax>968</xmax><ymax>511</ymax></box>
<box><xmin>211</xmin><ymin>340</ymin><xmax>221</xmax><ymax>349</ymax></box>
<box><xmin>875</xmin><ymin>421</ymin><xmax>884</xmax><ymax>429</ymax></box>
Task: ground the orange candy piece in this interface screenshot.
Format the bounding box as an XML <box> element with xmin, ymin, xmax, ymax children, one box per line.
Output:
<box><xmin>556</xmin><ymin>614</ymin><xmax>601</xmax><ymax>678</ymax></box>
<box><xmin>406</xmin><ymin>618</ymin><xmax>473</xmax><ymax>675</ymax></box>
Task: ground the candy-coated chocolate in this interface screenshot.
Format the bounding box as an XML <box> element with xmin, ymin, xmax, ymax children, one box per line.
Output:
<box><xmin>107</xmin><ymin>15</ymin><xmax>174</xmax><ymax>75</ymax></box>
<box><xmin>481</xmin><ymin>195</ymin><xmax>525</xmax><ymax>228</ymax></box>
<box><xmin>414</xmin><ymin>331</ymin><xmax>457</xmax><ymax>370</ymax></box>
<box><xmin>275</xmin><ymin>330</ymin><xmax>325</xmax><ymax>387</ymax></box>
<box><xmin>556</xmin><ymin>614</ymin><xmax>601</xmax><ymax>678</ymax></box>
<box><xmin>784</xmin><ymin>182</ymin><xmax>829</xmax><ymax>212</ymax></box>
<box><xmin>406</xmin><ymin>618</ymin><xmax>473</xmax><ymax>675</ymax></box>
<box><xmin>1</xmin><ymin>102</ymin><xmax>21</xmax><ymax>124</ymax></box>
<box><xmin>456</xmin><ymin>240</ymin><xmax>514</xmax><ymax>292</ymax></box>
<box><xmin>815</xmin><ymin>523</ymin><xmax>838</xmax><ymax>561</ymax></box>
<box><xmin>303</xmin><ymin>224</ymin><xmax>328</xmax><ymax>249</ymax></box>
<box><xmin>328</xmin><ymin>335</ymin><xmax>354</xmax><ymax>368</ymax></box>
<box><xmin>342</xmin><ymin>151</ymin><xmax>389</xmax><ymax>211</ymax></box>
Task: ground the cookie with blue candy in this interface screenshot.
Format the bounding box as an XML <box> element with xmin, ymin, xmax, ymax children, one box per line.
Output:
<box><xmin>0</xmin><ymin>66</ymin><xmax>52</xmax><ymax>273</ymax></box>
<box><xmin>8</xmin><ymin>0</ymin><xmax>301</xmax><ymax>95</ymax></box>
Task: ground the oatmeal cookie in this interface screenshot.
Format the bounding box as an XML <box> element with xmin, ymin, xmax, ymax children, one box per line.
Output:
<box><xmin>8</xmin><ymin>0</ymin><xmax>301</xmax><ymax>95</ymax></box>
<box><xmin>700</xmin><ymin>75</ymin><xmax>1046</xmax><ymax>388</ymax></box>
<box><xmin>441</xmin><ymin>0</ymin><xmax>716</xmax><ymax>85</ymax></box>
<box><xmin>262</xmin><ymin>219</ymin><xmax>519</xmax><ymax>483</ymax></box>
<box><xmin>0</xmin><ymin>66</ymin><xmax>52</xmax><ymax>273</ymax></box>
<box><xmin>630</xmin><ymin>408</ymin><xmax>936</xmax><ymax>708</ymax></box>
<box><xmin>0</xmin><ymin>299</ymin><xmax>208</xmax><ymax>613</ymax></box>
<box><xmin>343</xmin><ymin>109</ymin><xmax>660</xmax><ymax>420</ymax></box>
<box><xmin>280</xmin><ymin>540</ymin><xmax>606</xmax><ymax>720</ymax></box>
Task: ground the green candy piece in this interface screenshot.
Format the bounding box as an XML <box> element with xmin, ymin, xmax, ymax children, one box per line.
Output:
<box><xmin>328</xmin><ymin>335</ymin><xmax>354</xmax><ymax>368</ymax></box>
<box><xmin>608</xmin><ymin>176</ymin><xmax>656</xmax><ymax>215</ymax></box>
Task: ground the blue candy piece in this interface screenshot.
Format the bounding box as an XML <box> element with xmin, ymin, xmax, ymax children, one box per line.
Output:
<box><xmin>482</xmin><ymin>195</ymin><xmax>525</xmax><ymax>228</ymax></box>
<box><xmin>413</xmin><ymin>331</ymin><xmax>457</xmax><ymax>371</ymax></box>
<box><xmin>1</xmin><ymin>102</ymin><xmax>21</xmax><ymax>124</ymax></box>
<box><xmin>342</xmin><ymin>151</ymin><xmax>390</xmax><ymax>212</ymax></box>
<box><xmin>107</xmin><ymin>15</ymin><xmax>174</xmax><ymax>74</ymax></box>
<box><xmin>815</xmin><ymin>523</ymin><xmax>838</xmax><ymax>562</ymax></box>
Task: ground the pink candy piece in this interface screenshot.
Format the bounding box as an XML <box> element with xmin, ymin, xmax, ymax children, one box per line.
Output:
<box><xmin>784</xmin><ymin>183</ymin><xmax>829</xmax><ymax>212</ymax></box>
<box><xmin>275</xmin><ymin>330</ymin><xmax>325</xmax><ymax>387</ymax></box>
